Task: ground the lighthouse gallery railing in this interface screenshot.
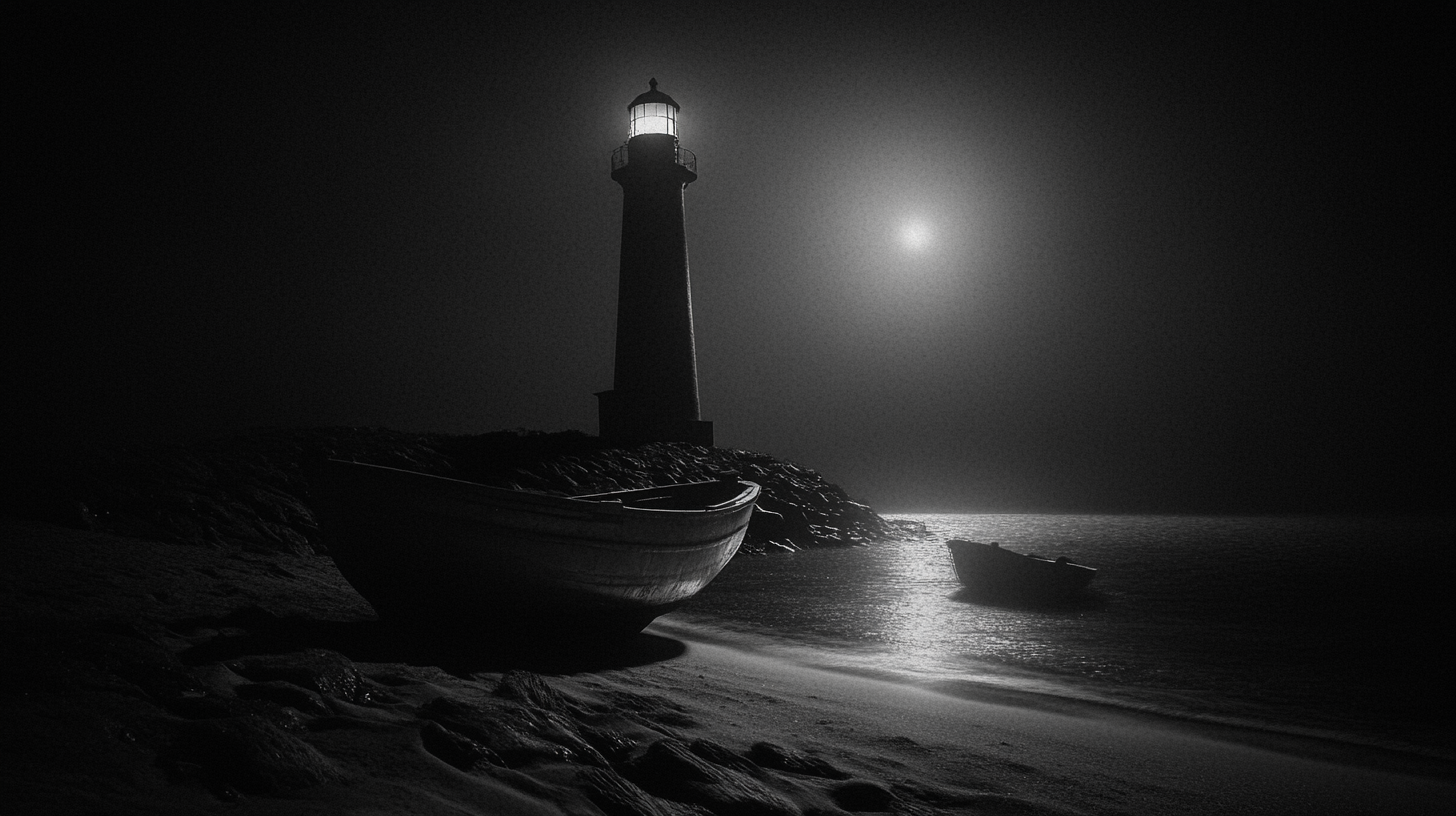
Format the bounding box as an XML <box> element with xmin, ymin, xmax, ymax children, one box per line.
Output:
<box><xmin>612</xmin><ymin>143</ymin><xmax>697</xmax><ymax>174</ymax></box>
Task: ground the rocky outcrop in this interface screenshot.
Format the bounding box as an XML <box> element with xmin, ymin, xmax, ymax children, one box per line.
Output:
<box><xmin>17</xmin><ymin>427</ymin><xmax>897</xmax><ymax>555</ymax></box>
<box><xmin>445</xmin><ymin>432</ymin><xmax>895</xmax><ymax>554</ymax></box>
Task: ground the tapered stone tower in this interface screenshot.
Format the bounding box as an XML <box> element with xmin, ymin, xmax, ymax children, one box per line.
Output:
<box><xmin>597</xmin><ymin>79</ymin><xmax>713</xmax><ymax>447</ymax></box>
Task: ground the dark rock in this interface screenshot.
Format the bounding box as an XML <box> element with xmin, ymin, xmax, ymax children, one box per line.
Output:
<box><xmin>226</xmin><ymin>648</ymin><xmax>370</xmax><ymax>705</ymax></box>
<box><xmin>690</xmin><ymin>738</ymin><xmax>764</xmax><ymax>777</ymax></box>
<box><xmin>82</xmin><ymin>629</ymin><xmax>203</xmax><ymax>705</ymax></box>
<box><xmin>828</xmin><ymin>778</ymin><xmax>896</xmax><ymax>812</ymax></box>
<box><xmin>167</xmin><ymin>714</ymin><xmax>338</xmax><ymax>794</ymax></box>
<box><xmin>465</xmin><ymin>438</ymin><xmax>897</xmax><ymax>552</ymax></box>
<box><xmin>420</xmin><ymin>720</ymin><xmax>504</xmax><ymax>771</ymax></box>
<box><xmin>629</xmin><ymin>738</ymin><xmax>799</xmax><ymax>816</ymax></box>
<box><xmin>236</xmin><ymin>680</ymin><xmax>332</xmax><ymax>716</ymax></box>
<box><xmin>0</xmin><ymin>619</ymin><xmax>203</xmax><ymax>708</ymax></box>
<box><xmin>580</xmin><ymin>725</ymin><xmax>639</xmax><ymax>764</ymax></box>
<box><xmin>495</xmin><ymin>668</ymin><xmax>577</xmax><ymax>716</ymax></box>
<box><xmin>748</xmin><ymin>742</ymin><xmax>851</xmax><ymax>780</ymax></box>
<box><xmin>578</xmin><ymin>766</ymin><xmax>714</xmax><ymax>816</ymax></box>
<box><xmin>21</xmin><ymin>426</ymin><xmax>895</xmax><ymax>554</ymax></box>
<box><xmin>592</xmin><ymin>687</ymin><xmax>698</xmax><ymax>730</ymax></box>
<box><xmin>167</xmin><ymin>691</ymin><xmax>308</xmax><ymax>731</ymax></box>
<box><xmin>419</xmin><ymin>695</ymin><xmax>607</xmax><ymax>768</ymax></box>
<box><xmin>26</xmin><ymin>427</ymin><xmax>450</xmax><ymax>553</ymax></box>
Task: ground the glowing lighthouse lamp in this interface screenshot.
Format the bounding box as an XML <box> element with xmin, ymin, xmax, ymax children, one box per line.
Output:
<box><xmin>597</xmin><ymin>79</ymin><xmax>712</xmax><ymax>447</ymax></box>
<box><xmin>630</xmin><ymin>89</ymin><xmax>675</xmax><ymax>135</ymax></box>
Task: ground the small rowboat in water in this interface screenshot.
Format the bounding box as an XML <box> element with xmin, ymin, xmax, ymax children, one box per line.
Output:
<box><xmin>946</xmin><ymin>539</ymin><xmax>1096</xmax><ymax>603</ymax></box>
<box><xmin>311</xmin><ymin>459</ymin><xmax>760</xmax><ymax>639</ymax></box>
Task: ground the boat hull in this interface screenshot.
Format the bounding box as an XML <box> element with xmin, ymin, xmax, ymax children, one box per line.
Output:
<box><xmin>312</xmin><ymin>460</ymin><xmax>759</xmax><ymax>639</ymax></box>
<box><xmin>947</xmin><ymin>539</ymin><xmax>1095</xmax><ymax>603</ymax></box>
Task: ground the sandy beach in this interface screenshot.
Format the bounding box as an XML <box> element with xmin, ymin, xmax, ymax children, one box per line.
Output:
<box><xmin>3</xmin><ymin>518</ymin><xmax>1452</xmax><ymax>815</ymax></box>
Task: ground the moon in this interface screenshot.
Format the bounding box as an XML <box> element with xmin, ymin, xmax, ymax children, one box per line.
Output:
<box><xmin>900</xmin><ymin>220</ymin><xmax>932</xmax><ymax>251</ymax></box>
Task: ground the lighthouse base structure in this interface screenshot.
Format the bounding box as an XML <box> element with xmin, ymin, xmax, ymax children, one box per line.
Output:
<box><xmin>596</xmin><ymin>389</ymin><xmax>714</xmax><ymax>448</ymax></box>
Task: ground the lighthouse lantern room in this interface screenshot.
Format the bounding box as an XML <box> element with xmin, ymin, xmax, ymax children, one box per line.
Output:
<box><xmin>628</xmin><ymin>79</ymin><xmax>677</xmax><ymax>137</ymax></box>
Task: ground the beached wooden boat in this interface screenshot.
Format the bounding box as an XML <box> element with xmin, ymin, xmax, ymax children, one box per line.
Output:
<box><xmin>311</xmin><ymin>459</ymin><xmax>760</xmax><ymax>639</ymax></box>
<box><xmin>947</xmin><ymin>539</ymin><xmax>1096</xmax><ymax>603</ymax></box>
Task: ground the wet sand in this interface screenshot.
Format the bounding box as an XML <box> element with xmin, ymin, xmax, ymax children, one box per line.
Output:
<box><xmin>3</xmin><ymin>518</ymin><xmax>1451</xmax><ymax>815</ymax></box>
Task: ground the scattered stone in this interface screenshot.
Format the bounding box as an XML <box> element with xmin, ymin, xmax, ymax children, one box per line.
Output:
<box><xmin>226</xmin><ymin>648</ymin><xmax>370</xmax><ymax>704</ymax></box>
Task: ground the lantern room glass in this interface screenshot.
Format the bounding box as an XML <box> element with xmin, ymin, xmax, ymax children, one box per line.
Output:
<box><xmin>629</xmin><ymin>101</ymin><xmax>676</xmax><ymax>138</ymax></box>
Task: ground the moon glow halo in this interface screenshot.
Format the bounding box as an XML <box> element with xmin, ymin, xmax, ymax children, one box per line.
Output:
<box><xmin>900</xmin><ymin>220</ymin><xmax>932</xmax><ymax>251</ymax></box>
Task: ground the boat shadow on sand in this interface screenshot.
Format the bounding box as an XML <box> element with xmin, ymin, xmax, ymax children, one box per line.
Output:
<box><xmin>173</xmin><ymin>605</ymin><xmax>688</xmax><ymax>676</ymax></box>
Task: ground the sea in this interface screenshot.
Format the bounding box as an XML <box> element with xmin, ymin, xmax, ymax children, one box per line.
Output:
<box><xmin>666</xmin><ymin>513</ymin><xmax>1456</xmax><ymax>764</ymax></box>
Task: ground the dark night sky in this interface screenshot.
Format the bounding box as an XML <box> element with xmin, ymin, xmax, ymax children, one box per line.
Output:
<box><xmin>10</xmin><ymin>3</ymin><xmax>1451</xmax><ymax>514</ymax></box>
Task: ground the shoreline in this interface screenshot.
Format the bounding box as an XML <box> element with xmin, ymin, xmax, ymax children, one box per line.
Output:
<box><xmin>3</xmin><ymin>519</ymin><xmax>1453</xmax><ymax>815</ymax></box>
<box><xmin>626</xmin><ymin>621</ymin><xmax>1456</xmax><ymax>814</ymax></box>
<box><xmin>655</xmin><ymin>615</ymin><xmax>1456</xmax><ymax>780</ymax></box>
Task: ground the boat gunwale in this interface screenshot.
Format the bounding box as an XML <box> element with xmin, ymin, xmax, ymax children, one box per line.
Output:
<box><xmin>323</xmin><ymin>459</ymin><xmax>760</xmax><ymax>517</ymax></box>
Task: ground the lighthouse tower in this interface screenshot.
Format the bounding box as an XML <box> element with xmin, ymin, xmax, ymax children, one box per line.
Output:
<box><xmin>597</xmin><ymin>79</ymin><xmax>714</xmax><ymax>447</ymax></box>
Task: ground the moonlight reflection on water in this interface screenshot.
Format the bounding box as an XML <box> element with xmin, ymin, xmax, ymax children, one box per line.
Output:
<box><xmin>675</xmin><ymin>513</ymin><xmax>1455</xmax><ymax>756</ymax></box>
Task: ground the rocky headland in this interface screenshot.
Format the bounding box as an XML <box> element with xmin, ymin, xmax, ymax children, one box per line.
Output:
<box><xmin>17</xmin><ymin>427</ymin><xmax>902</xmax><ymax>558</ymax></box>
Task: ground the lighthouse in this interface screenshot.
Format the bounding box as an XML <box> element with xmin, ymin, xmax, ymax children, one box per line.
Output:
<box><xmin>597</xmin><ymin>79</ymin><xmax>714</xmax><ymax>447</ymax></box>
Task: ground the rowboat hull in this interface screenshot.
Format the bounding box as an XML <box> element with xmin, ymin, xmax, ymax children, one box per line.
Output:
<box><xmin>947</xmin><ymin>539</ymin><xmax>1095</xmax><ymax>603</ymax></box>
<box><xmin>312</xmin><ymin>460</ymin><xmax>759</xmax><ymax>639</ymax></box>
